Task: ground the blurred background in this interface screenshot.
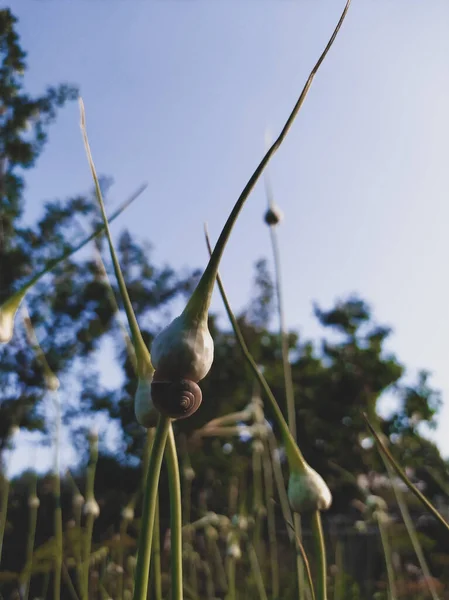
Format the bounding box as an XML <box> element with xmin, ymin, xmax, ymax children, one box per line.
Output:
<box><xmin>1</xmin><ymin>2</ymin><xmax>449</xmax><ymax>599</ymax></box>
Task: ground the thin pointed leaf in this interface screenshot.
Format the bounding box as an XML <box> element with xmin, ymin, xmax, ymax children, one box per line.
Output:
<box><xmin>0</xmin><ymin>183</ymin><xmax>147</xmax><ymax>344</ymax></box>
<box><xmin>184</xmin><ymin>0</ymin><xmax>352</xmax><ymax>324</ymax></box>
<box><xmin>79</xmin><ymin>98</ymin><xmax>153</xmax><ymax>379</ymax></box>
<box><xmin>363</xmin><ymin>413</ymin><xmax>449</xmax><ymax>534</ymax></box>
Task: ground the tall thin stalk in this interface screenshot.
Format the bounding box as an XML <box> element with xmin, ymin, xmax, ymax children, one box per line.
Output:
<box><xmin>262</xmin><ymin>441</ymin><xmax>279</xmax><ymax>599</ymax></box>
<box><xmin>52</xmin><ymin>394</ymin><xmax>63</xmax><ymax>600</ymax></box>
<box><xmin>23</xmin><ymin>473</ymin><xmax>39</xmax><ymax>600</ymax></box>
<box><xmin>248</xmin><ymin>542</ymin><xmax>268</xmax><ymax>600</ymax></box>
<box><xmin>383</xmin><ymin>458</ymin><xmax>440</xmax><ymax>600</ymax></box>
<box><xmin>0</xmin><ymin>462</ymin><xmax>10</xmax><ymax>564</ymax></box>
<box><xmin>377</xmin><ymin>514</ymin><xmax>396</xmax><ymax>600</ymax></box>
<box><xmin>225</xmin><ymin>556</ymin><xmax>236</xmax><ymax>600</ymax></box>
<box><xmin>133</xmin><ymin>415</ymin><xmax>171</xmax><ymax>600</ymax></box>
<box><xmin>166</xmin><ymin>425</ymin><xmax>183</xmax><ymax>600</ymax></box>
<box><xmin>82</xmin><ymin>430</ymin><xmax>99</xmax><ymax>600</ymax></box>
<box><xmin>310</xmin><ymin>511</ymin><xmax>327</xmax><ymax>600</ymax></box>
<box><xmin>152</xmin><ymin>497</ymin><xmax>163</xmax><ymax>600</ymax></box>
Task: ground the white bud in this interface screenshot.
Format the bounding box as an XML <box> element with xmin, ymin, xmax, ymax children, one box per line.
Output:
<box><xmin>183</xmin><ymin>467</ymin><xmax>195</xmax><ymax>481</ymax></box>
<box><xmin>227</xmin><ymin>541</ymin><xmax>242</xmax><ymax>560</ymax></box>
<box><xmin>28</xmin><ymin>495</ymin><xmax>40</xmax><ymax>509</ymax></box>
<box><xmin>366</xmin><ymin>495</ymin><xmax>388</xmax><ymax>513</ymax></box>
<box><xmin>73</xmin><ymin>494</ymin><xmax>85</xmax><ymax>508</ymax></box>
<box><xmin>121</xmin><ymin>506</ymin><xmax>135</xmax><ymax>521</ymax></box>
<box><xmin>288</xmin><ymin>465</ymin><xmax>332</xmax><ymax>514</ymax></box>
<box><xmin>87</xmin><ymin>428</ymin><xmax>99</xmax><ymax>444</ymax></box>
<box><xmin>84</xmin><ymin>498</ymin><xmax>100</xmax><ymax>517</ymax></box>
<box><xmin>354</xmin><ymin>520</ymin><xmax>368</xmax><ymax>533</ymax></box>
<box><xmin>151</xmin><ymin>314</ymin><xmax>214</xmax><ymax>382</ymax></box>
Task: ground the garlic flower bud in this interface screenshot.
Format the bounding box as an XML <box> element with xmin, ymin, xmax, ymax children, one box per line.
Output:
<box><xmin>84</xmin><ymin>498</ymin><xmax>100</xmax><ymax>518</ymax></box>
<box><xmin>288</xmin><ymin>465</ymin><xmax>332</xmax><ymax>514</ymax></box>
<box><xmin>28</xmin><ymin>495</ymin><xmax>40</xmax><ymax>509</ymax></box>
<box><xmin>121</xmin><ymin>506</ymin><xmax>135</xmax><ymax>521</ymax></box>
<box><xmin>151</xmin><ymin>314</ymin><xmax>214</xmax><ymax>383</ymax></box>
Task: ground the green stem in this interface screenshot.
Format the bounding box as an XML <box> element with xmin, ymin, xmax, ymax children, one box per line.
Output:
<box><xmin>23</xmin><ymin>476</ymin><xmax>39</xmax><ymax>600</ymax></box>
<box><xmin>265</xmin><ymin>171</ymin><xmax>305</xmax><ymax>599</ymax></box>
<box><xmin>377</xmin><ymin>516</ymin><xmax>396</xmax><ymax>600</ymax></box>
<box><xmin>166</xmin><ymin>425</ymin><xmax>183</xmax><ymax>600</ymax></box>
<box><xmin>310</xmin><ymin>511</ymin><xmax>327</xmax><ymax>600</ymax></box>
<box><xmin>152</xmin><ymin>497</ymin><xmax>163</xmax><ymax>600</ymax></box>
<box><xmin>268</xmin><ymin>221</ymin><xmax>297</xmax><ymax>441</ymax></box>
<box><xmin>118</xmin><ymin>517</ymin><xmax>129</xmax><ymax>600</ymax></box>
<box><xmin>203</xmin><ymin>560</ymin><xmax>215</xmax><ymax>600</ymax></box>
<box><xmin>62</xmin><ymin>562</ymin><xmax>81</xmax><ymax>600</ymax></box>
<box><xmin>386</xmin><ymin>463</ymin><xmax>440</xmax><ymax>600</ymax></box>
<box><xmin>364</xmin><ymin>414</ymin><xmax>449</xmax><ymax>533</ymax></box>
<box><xmin>225</xmin><ymin>557</ymin><xmax>236</xmax><ymax>600</ymax></box>
<box><xmin>0</xmin><ymin>471</ymin><xmax>10</xmax><ymax>567</ymax></box>
<box><xmin>133</xmin><ymin>415</ymin><xmax>170</xmax><ymax>600</ymax></box>
<box><xmin>82</xmin><ymin>432</ymin><xmax>99</xmax><ymax>600</ymax></box>
<box><xmin>248</xmin><ymin>542</ymin><xmax>268</xmax><ymax>600</ymax></box>
<box><xmin>294</xmin><ymin>513</ymin><xmax>306</xmax><ymax>600</ymax></box>
<box><xmin>333</xmin><ymin>540</ymin><xmax>344</xmax><ymax>600</ymax></box>
<box><xmin>54</xmin><ymin>500</ymin><xmax>63</xmax><ymax>600</ymax></box>
<box><xmin>252</xmin><ymin>446</ymin><xmax>263</xmax><ymax>561</ymax></box>
<box><xmin>204</xmin><ymin>230</ymin><xmax>304</xmax><ymax>473</ymax></box>
<box><xmin>262</xmin><ymin>441</ymin><xmax>279</xmax><ymax>599</ymax></box>
<box><xmin>184</xmin><ymin>0</ymin><xmax>351</xmax><ymax>324</ymax></box>
<box><xmin>53</xmin><ymin>393</ymin><xmax>63</xmax><ymax>600</ymax></box>
<box><xmin>79</xmin><ymin>101</ymin><xmax>152</xmax><ymax>379</ymax></box>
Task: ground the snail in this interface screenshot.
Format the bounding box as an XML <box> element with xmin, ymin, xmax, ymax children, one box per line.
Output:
<box><xmin>151</xmin><ymin>377</ymin><xmax>202</xmax><ymax>420</ymax></box>
<box><xmin>148</xmin><ymin>312</ymin><xmax>213</xmax><ymax>420</ymax></box>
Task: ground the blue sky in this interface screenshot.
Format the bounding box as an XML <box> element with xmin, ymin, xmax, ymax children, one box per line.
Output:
<box><xmin>7</xmin><ymin>1</ymin><xmax>449</xmax><ymax>473</ymax></box>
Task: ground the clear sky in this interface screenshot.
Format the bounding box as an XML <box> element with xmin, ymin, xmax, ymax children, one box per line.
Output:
<box><xmin>7</xmin><ymin>1</ymin><xmax>449</xmax><ymax>473</ymax></box>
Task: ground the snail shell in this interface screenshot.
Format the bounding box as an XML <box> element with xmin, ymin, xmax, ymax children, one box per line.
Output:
<box><xmin>151</xmin><ymin>378</ymin><xmax>202</xmax><ymax>420</ymax></box>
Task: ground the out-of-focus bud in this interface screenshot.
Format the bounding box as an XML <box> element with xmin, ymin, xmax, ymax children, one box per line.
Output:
<box><xmin>88</xmin><ymin>428</ymin><xmax>99</xmax><ymax>444</ymax></box>
<box><xmin>73</xmin><ymin>493</ymin><xmax>85</xmax><ymax>508</ymax></box>
<box><xmin>288</xmin><ymin>465</ymin><xmax>332</xmax><ymax>514</ymax></box>
<box><xmin>252</xmin><ymin>439</ymin><xmax>265</xmax><ymax>455</ymax></box>
<box><xmin>264</xmin><ymin>204</ymin><xmax>283</xmax><ymax>227</ymax></box>
<box><xmin>205</xmin><ymin>525</ymin><xmax>219</xmax><ymax>541</ymax></box>
<box><xmin>183</xmin><ymin>467</ymin><xmax>196</xmax><ymax>482</ymax></box>
<box><xmin>84</xmin><ymin>498</ymin><xmax>100</xmax><ymax>518</ymax></box>
<box><xmin>226</xmin><ymin>532</ymin><xmax>242</xmax><ymax>560</ymax></box>
<box><xmin>121</xmin><ymin>506</ymin><xmax>135</xmax><ymax>521</ymax></box>
<box><xmin>28</xmin><ymin>495</ymin><xmax>40</xmax><ymax>509</ymax></box>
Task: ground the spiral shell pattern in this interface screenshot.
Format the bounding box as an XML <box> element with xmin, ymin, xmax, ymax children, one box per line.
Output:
<box><xmin>151</xmin><ymin>378</ymin><xmax>202</xmax><ymax>420</ymax></box>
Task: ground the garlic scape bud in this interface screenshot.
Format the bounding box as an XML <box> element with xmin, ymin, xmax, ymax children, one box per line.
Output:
<box><xmin>287</xmin><ymin>464</ymin><xmax>332</xmax><ymax>514</ymax></box>
<box><xmin>151</xmin><ymin>314</ymin><xmax>213</xmax><ymax>383</ymax></box>
<box><xmin>264</xmin><ymin>204</ymin><xmax>283</xmax><ymax>227</ymax></box>
<box><xmin>0</xmin><ymin>185</ymin><xmax>145</xmax><ymax>345</ymax></box>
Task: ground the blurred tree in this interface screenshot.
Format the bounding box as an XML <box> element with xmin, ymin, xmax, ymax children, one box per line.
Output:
<box><xmin>0</xmin><ymin>9</ymin><xmax>199</xmax><ymax>453</ymax></box>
